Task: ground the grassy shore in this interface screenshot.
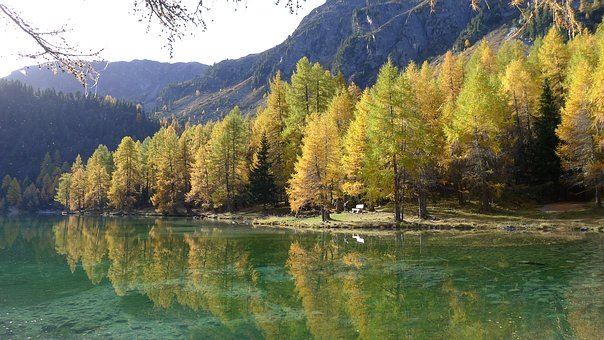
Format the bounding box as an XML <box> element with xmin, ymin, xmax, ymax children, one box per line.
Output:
<box><xmin>228</xmin><ymin>201</ymin><xmax>604</xmax><ymax>232</ymax></box>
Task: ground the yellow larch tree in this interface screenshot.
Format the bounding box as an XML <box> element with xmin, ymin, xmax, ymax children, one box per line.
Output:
<box><xmin>288</xmin><ymin>112</ymin><xmax>342</xmax><ymax>222</ymax></box>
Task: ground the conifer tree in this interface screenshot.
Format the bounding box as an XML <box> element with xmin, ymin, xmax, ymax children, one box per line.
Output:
<box><xmin>85</xmin><ymin>145</ymin><xmax>112</xmax><ymax>210</ymax></box>
<box><xmin>439</xmin><ymin>51</ymin><xmax>467</xmax><ymax>205</ymax></box>
<box><xmin>558</xmin><ymin>58</ymin><xmax>603</xmax><ymax>207</ymax></box>
<box><xmin>288</xmin><ymin>112</ymin><xmax>342</xmax><ymax>222</ymax></box>
<box><xmin>249</xmin><ymin>133</ymin><xmax>278</xmax><ymax>208</ymax></box>
<box><xmin>252</xmin><ymin>72</ymin><xmax>289</xmax><ymax>191</ymax></box>
<box><xmin>407</xmin><ymin>61</ymin><xmax>444</xmax><ymax>219</ymax></box>
<box><xmin>501</xmin><ymin>57</ymin><xmax>540</xmax><ymax>183</ymax></box>
<box><xmin>538</xmin><ymin>27</ymin><xmax>569</xmax><ymax>103</ymax></box>
<box><xmin>69</xmin><ymin>155</ymin><xmax>86</xmax><ymax>211</ymax></box>
<box><xmin>365</xmin><ymin>60</ymin><xmax>416</xmax><ymax>221</ymax></box>
<box><xmin>55</xmin><ymin>173</ymin><xmax>72</xmax><ymax>211</ymax></box>
<box><xmin>208</xmin><ymin>107</ymin><xmax>249</xmax><ymax>211</ymax></box>
<box><xmin>447</xmin><ymin>42</ymin><xmax>507</xmax><ymax>211</ymax></box>
<box><xmin>22</xmin><ymin>183</ymin><xmax>40</xmax><ymax>211</ymax></box>
<box><xmin>151</xmin><ymin>126</ymin><xmax>185</xmax><ymax>214</ymax></box>
<box><xmin>186</xmin><ymin>140</ymin><xmax>215</xmax><ymax>208</ymax></box>
<box><xmin>325</xmin><ymin>87</ymin><xmax>356</xmax><ymax>135</ymax></box>
<box><xmin>109</xmin><ymin>137</ymin><xmax>141</xmax><ymax>211</ymax></box>
<box><xmin>283</xmin><ymin>58</ymin><xmax>335</xmax><ymax>183</ymax></box>
<box><xmin>342</xmin><ymin>90</ymin><xmax>370</xmax><ymax>199</ymax></box>
<box><xmin>531</xmin><ymin>79</ymin><xmax>562</xmax><ymax>186</ymax></box>
<box><xmin>6</xmin><ymin>178</ymin><xmax>22</xmax><ymax>208</ymax></box>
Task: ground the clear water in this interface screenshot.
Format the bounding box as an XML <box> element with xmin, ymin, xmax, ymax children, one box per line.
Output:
<box><xmin>0</xmin><ymin>216</ymin><xmax>602</xmax><ymax>339</ymax></box>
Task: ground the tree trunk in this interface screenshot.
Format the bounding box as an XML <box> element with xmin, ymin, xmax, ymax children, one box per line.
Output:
<box><xmin>321</xmin><ymin>207</ymin><xmax>331</xmax><ymax>222</ymax></box>
<box><xmin>480</xmin><ymin>183</ymin><xmax>491</xmax><ymax>212</ymax></box>
<box><xmin>393</xmin><ymin>155</ymin><xmax>402</xmax><ymax>222</ymax></box>
<box><xmin>457</xmin><ymin>182</ymin><xmax>465</xmax><ymax>206</ymax></box>
<box><xmin>418</xmin><ymin>189</ymin><xmax>428</xmax><ymax>220</ymax></box>
<box><xmin>596</xmin><ymin>185</ymin><xmax>602</xmax><ymax>208</ymax></box>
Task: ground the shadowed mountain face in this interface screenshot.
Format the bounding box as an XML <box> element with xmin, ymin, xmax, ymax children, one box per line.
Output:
<box><xmin>4</xmin><ymin>0</ymin><xmax>519</xmax><ymax>122</ymax></box>
<box><xmin>155</xmin><ymin>0</ymin><xmax>518</xmax><ymax>121</ymax></box>
<box><xmin>5</xmin><ymin>60</ymin><xmax>208</xmax><ymax>110</ymax></box>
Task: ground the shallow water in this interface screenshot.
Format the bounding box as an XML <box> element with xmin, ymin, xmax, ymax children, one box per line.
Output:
<box><xmin>0</xmin><ymin>216</ymin><xmax>602</xmax><ymax>339</ymax></box>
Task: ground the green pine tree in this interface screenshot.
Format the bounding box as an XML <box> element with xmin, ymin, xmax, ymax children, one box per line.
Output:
<box><xmin>249</xmin><ymin>133</ymin><xmax>278</xmax><ymax>209</ymax></box>
<box><xmin>530</xmin><ymin>79</ymin><xmax>562</xmax><ymax>187</ymax></box>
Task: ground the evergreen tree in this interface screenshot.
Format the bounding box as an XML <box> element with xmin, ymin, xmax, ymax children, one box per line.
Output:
<box><xmin>22</xmin><ymin>183</ymin><xmax>40</xmax><ymax>211</ymax></box>
<box><xmin>249</xmin><ymin>133</ymin><xmax>278</xmax><ymax>208</ymax></box>
<box><xmin>531</xmin><ymin>80</ymin><xmax>562</xmax><ymax>186</ymax></box>
<box><xmin>6</xmin><ymin>178</ymin><xmax>22</xmax><ymax>208</ymax></box>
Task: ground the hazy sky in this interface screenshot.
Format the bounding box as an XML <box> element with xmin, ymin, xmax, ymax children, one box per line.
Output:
<box><xmin>0</xmin><ymin>0</ymin><xmax>325</xmax><ymax>76</ymax></box>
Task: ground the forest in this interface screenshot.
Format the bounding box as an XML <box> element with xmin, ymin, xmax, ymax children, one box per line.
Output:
<box><xmin>1</xmin><ymin>26</ymin><xmax>603</xmax><ymax>221</ymax></box>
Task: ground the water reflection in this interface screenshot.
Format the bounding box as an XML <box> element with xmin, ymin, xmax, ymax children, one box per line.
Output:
<box><xmin>0</xmin><ymin>216</ymin><xmax>602</xmax><ymax>339</ymax></box>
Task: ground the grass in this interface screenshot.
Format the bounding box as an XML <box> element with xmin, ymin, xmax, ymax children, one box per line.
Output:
<box><xmin>244</xmin><ymin>201</ymin><xmax>604</xmax><ymax>232</ymax></box>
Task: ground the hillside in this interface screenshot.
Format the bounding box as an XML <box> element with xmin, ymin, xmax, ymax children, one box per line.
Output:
<box><xmin>6</xmin><ymin>60</ymin><xmax>208</xmax><ymax>110</ymax></box>
<box><xmin>0</xmin><ymin>80</ymin><xmax>158</xmax><ymax>179</ymax></box>
<box><xmin>155</xmin><ymin>0</ymin><xmax>519</xmax><ymax>121</ymax></box>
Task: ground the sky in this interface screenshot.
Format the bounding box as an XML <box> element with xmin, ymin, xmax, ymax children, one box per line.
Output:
<box><xmin>0</xmin><ymin>0</ymin><xmax>325</xmax><ymax>77</ymax></box>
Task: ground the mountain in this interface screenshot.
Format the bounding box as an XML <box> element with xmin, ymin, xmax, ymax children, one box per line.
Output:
<box><xmin>5</xmin><ymin>60</ymin><xmax>208</xmax><ymax>110</ymax></box>
<box><xmin>155</xmin><ymin>0</ymin><xmax>519</xmax><ymax>121</ymax></box>
<box><xmin>0</xmin><ymin>80</ymin><xmax>158</xmax><ymax>179</ymax></box>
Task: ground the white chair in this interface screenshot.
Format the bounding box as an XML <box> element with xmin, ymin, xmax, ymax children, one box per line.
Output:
<box><xmin>351</xmin><ymin>204</ymin><xmax>364</xmax><ymax>213</ymax></box>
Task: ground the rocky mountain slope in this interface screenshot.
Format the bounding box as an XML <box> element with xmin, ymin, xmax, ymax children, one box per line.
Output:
<box><xmin>155</xmin><ymin>0</ymin><xmax>519</xmax><ymax>121</ymax></box>
<box><xmin>6</xmin><ymin>60</ymin><xmax>208</xmax><ymax>110</ymax></box>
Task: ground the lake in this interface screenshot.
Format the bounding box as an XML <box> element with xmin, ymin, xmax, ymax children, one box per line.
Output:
<box><xmin>0</xmin><ymin>216</ymin><xmax>602</xmax><ymax>339</ymax></box>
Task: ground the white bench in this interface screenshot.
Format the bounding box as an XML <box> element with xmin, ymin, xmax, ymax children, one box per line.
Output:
<box><xmin>351</xmin><ymin>204</ymin><xmax>364</xmax><ymax>214</ymax></box>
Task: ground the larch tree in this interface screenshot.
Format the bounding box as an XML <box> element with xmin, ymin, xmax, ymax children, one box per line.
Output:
<box><xmin>69</xmin><ymin>155</ymin><xmax>87</xmax><ymax>211</ymax></box>
<box><xmin>6</xmin><ymin>178</ymin><xmax>22</xmax><ymax>208</ymax></box>
<box><xmin>447</xmin><ymin>42</ymin><xmax>507</xmax><ymax>211</ymax></box>
<box><xmin>186</xmin><ymin>138</ymin><xmax>216</xmax><ymax>208</ymax></box>
<box><xmin>208</xmin><ymin>107</ymin><xmax>249</xmax><ymax>211</ymax></box>
<box><xmin>501</xmin><ymin>57</ymin><xmax>540</xmax><ymax>183</ymax></box>
<box><xmin>151</xmin><ymin>125</ymin><xmax>185</xmax><ymax>214</ymax></box>
<box><xmin>558</xmin><ymin>58</ymin><xmax>603</xmax><ymax>207</ymax></box>
<box><xmin>252</xmin><ymin>72</ymin><xmax>290</xmax><ymax>192</ymax></box>
<box><xmin>365</xmin><ymin>60</ymin><xmax>417</xmax><ymax>222</ymax></box>
<box><xmin>288</xmin><ymin>112</ymin><xmax>342</xmax><ymax>222</ymax></box>
<box><xmin>538</xmin><ymin>27</ymin><xmax>569</xmax><ymax>103</ymax></box>
<box><xmin>341</xmin><ymin>90</ymin><xmax>371</xmax><ymax>199</ymax></box>
<box><xmin>283</xmin><ymin>58</ymin><xmax>335</xmax><ymax>182</ymax></box>
<box><xmin>109</xmin><ymin>137</ymin><xmax>142</xmax><ymax>211</ymax></box>
<box><xmin>325</xmin><ymin>86</ymin><xmax>356</xmax><ymax>136</ymax></box>
<box><xmin>407</xmin><ymin>61</ymin><xmax>445</xmax><ymax>219</ymax></box>
<box><xmin>439</xmin><ymin>50</ymin><xmax>467</xmax><ymax>205</ymax></box>
<box><xmin>85</xmin><ymin>145</ymin><xmax>112</xmax><ymax>211</ymax></box>
<box><xmin>55</xmin><ymin>173</ymin><xmax>72</xmax><ymax>211</ymax></box>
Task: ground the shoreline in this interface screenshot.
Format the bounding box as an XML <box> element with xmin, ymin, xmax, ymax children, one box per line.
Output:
<box><xmin>18</xmin><ymin>203</ymin><xmax>604</xmax><ymax>234</ymax></box>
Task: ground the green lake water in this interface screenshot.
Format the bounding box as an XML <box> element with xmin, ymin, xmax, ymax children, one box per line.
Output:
<box><xmin>0</xmin><ymin>216</ymin><xmax>602</xmax><ymax>339</ymax></box>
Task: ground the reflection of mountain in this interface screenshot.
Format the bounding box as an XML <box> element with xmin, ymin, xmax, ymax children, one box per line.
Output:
<box><xmin>2</xmin><ymin>218</ymin><xmax>602</xmax><ymax>339</ymax></box>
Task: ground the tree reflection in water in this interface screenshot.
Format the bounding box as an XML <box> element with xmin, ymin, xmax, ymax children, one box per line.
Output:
<box><xmin>0</xmin><ymin>216</ymin><xmax>601</xmax><ymax>339</ymax></box>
